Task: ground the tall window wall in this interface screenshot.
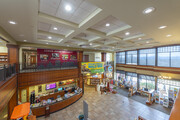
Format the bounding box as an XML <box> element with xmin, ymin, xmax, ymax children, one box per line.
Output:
<box><xmin>158</xmin><ymin>46</ymin><xmax>180</xmax><ymax>67</ymax></box>
<box><xmin>116</xmin><ymin>45</ymin><xmax>180</xmax><ymax>68</ymax></box>
<box><xmin>116</xmin><ymin>70</ymin><xmax>125</xmax><ymax>82</ymax></box>
<box><xmin>126</xmin><ymin>72</ymin><xmax>137</xmax><ymax>88</ymax></box>
<box><xmin>158</xmin><ymin>79</ymin><xmax>180</xmax><ymax>93</ymax></box>
<box><xmin>139</xmin><ymin>48</ymin><xmax>155</xmax><ymax>66</ymax></box>
<box><xmin>139</xmin><ymin>75</ymin><xmax>155</xmax><ymax>90</ymax></box>
<box><xmin>116</xmin><ymin>52</ymin><xmax>125</xmax><ymax>64</ymax></box>
<box><xmin>126</xmin><ymin>51</ymin><xmax>137</xmax><ymax>65</ymax></box>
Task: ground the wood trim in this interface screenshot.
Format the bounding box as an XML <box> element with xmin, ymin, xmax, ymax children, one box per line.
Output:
<box><xmin>116</xmin><ymin>64</ymin><xmax>180</xmax><ymax>74</ymax></box>
<box><xmin>169</xmin><ymin>90</ymin><xmax>180</xmax><ymax>120</ymax></box>
<box><xmin>18</xmin><ymin>69</ymin><xmax>79</xmax><ymax>87</ymax></box>
<box><xmin>0</xmin><ymin>75</ymin><xmax>17</xmax><ymax>113</ymax></box>
<box><xmin>8</xmin><ymin>90</ymin><xmax>17</xmax><ymax>119</ymax></box>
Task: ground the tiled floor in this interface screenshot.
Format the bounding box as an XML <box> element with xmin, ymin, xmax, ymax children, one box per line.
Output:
<box><xmin>37</xmin><ymin>86</ymin><xmax>170</xmax><ymax>120</ymax></box>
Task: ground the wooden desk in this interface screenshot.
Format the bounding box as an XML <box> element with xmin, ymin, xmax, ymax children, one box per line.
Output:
<box><xmin>32</xmin><ymin>92</ymin><xmax>82</xmax><ymax>117</ymax></box>
<box><xmin>138</xmin><ymin>90</ymin><xmax>154</xmax><ymax>104</ymax></box>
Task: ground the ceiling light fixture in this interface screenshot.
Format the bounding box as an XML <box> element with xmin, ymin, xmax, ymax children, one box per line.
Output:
<box><xmin>138</xmin><ymin>38</ymin><xmax>142</xmax><ymax>40</ymax></box>
<box><xmin>166</xmin><ymin>34</ymin><xmax>172</xmax><ymax>37</ymax></box>
<box><xmin>143</xmin><ymin>7</ymin><xmax>155</xmax><ymax>14</ymax></box>
<box><xmin>53</xmin><ymin>27</ymin><xmax>58</xmax><ymax>30</ymax></box>
<box><xmin>159</xmin><ymin>26</ymin><xmax>167</xmax><ymax>29</ymax></box>
<box><xmin>106</xmin><ymin>23</ymin><xmax>110</xmax><ymax>27</ymax></box>
<box><xmin>48</xmin><ymin>36</ymin><xmax>52</xmax><ymax>39</ymax></box>
<box><xmin>146</xmin><ymin>41</ymin><xmax>149</xmax><ymax>43</ymax></box>
<box><xmin>125</xmin><ymin>32</ymin><xmax>130</xmax><ymax>36</ymax></box>
<box><xmin>65</xmin><ymin>5</ymin><xmax>72</xmax><ymax>11</ymax></box>
<box><xmin>46</xmin><ymin>43</ymin><xmax>48</xmax><ymax>44</ymax></box>
<box><xmin>89</xmin><ymin>43</ymin><xmax>92</xmax><ymax>46</ymax></box>
<box><xmin>23</xmin><ymin>40</ymin><xmax>27</xmax><ymax>42</ymax></box>
<box><xmin>9</xmin><ymin>21</ymin><xmax>16</xmax><ymax>25</ymax></box>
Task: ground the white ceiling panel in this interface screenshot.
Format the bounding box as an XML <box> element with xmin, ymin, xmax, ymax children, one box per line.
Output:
<box><xmin>38</xmin><ymin>22</ymin><xmax>73</xmax><ymax>36</ymax></box>
<box><xmin>74</xmin><ymin>32</ymin><xmax>99</xmax><ymax>41</ymax></box>
<box><xmin>40</xmin><ymin>0</ymin><xmax>98</xmax><ymax>24</ymax></box>
<box><xmin>90</xmin><ymin>15</ymin><xmax>129</xmax><ymax>34</ymax></box>
<box><xmin>39</xmin><ymin>0</ymin><xmax>61</xmax><ymax>16</ymax></box>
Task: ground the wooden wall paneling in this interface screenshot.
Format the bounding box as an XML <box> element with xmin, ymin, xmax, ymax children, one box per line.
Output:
<box><xmin>18</xmin><ymin>89</ymin><xmax>21</xmax><ymax>102</ymax></box>
<box><xmin>8</xmin><ymin>90</ymin><xmax>17</xmax><ymax>119</ymax></box>
<box><xmin>0</xmin><ymin>75</ymin><xmax>17</xmax><ymax>113</ymax></box>
<box><xmin>27</xmin><ymin>87</ymin><xmax>29</xmax><ymax>102</ymax></box>
<box><xmin>116</xmin><ymin>64</ymin><xmax>180</xmax><ymax>75</ymax></box>
<box><xmin>101</xmin><ymin>53</ymin><xmax>106</xmax><ymax>62</ymax></box>
<box><xmin>18</xmin><ymin>69</ymin><xmax>79</xmax><ymax>87</ymax></box>
<box><xmin>6</xmin><ymin>44</ymin><xmax>19</xmax><ymax>64</ymax></box>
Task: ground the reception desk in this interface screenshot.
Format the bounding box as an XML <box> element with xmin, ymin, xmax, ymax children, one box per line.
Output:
<box><xmin>31</xmin><ymin>92</ymin><xmax>82</xmax><ymax>117</ymax></box>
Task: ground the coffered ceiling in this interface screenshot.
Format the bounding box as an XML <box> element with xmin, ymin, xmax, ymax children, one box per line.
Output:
<box><xmin>0</xmin><ymin>0</ymin><xmax>180</xmax><ymax>51</ymax></box>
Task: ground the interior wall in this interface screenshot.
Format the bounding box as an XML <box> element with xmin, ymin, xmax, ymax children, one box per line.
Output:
<box><xmin>83</xmin><ymin>52</ymin><xmax>95</xmax><ymax>61</ymax></box>
<box><xmin>94</xmin><ymin>52</ymin><xmax>101</xmax><ymax>62</ymax></box>
<box><xmin>106</xmin><ymin>53</ymin><xmax>112</xmax><ymax>62</ymax></box>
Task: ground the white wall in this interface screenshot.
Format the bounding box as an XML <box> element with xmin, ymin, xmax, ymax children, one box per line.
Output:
<box><xmin>0</xmin><ymin>46</ymin><xmax>7</xmax><ymax>53</ymax></box>
<box><xmin>83</xmin><ymin>52</ymin><xmax>101</xmax><ymax>62</ymax></box>
<box><xmin>106</xmin><ymin>53</ymin><xmax>112</xmax><ymax>62</ymax></box>
<box><xmin>94</xmin><ymin>52</ymin><xmax>101</xmax><ymax>62</ymax></box>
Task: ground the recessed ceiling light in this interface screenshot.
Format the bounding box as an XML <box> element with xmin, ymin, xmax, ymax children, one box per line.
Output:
<box><xmin>146</xmin><ymin>41</ymin><xmax>149</xmax><ymax>43</ymax></box>
<box><xmin>48</xmin><ymin>36</ymin><xmax>52</xmax><ymax>39</ymax></box>
<box><xmin>125</xmin><ymin>32</ymin><xmax>130</xmax><ymax>36</ymax></box>
<box><xmin>65</xmin><ymin>5</ymin><xmax>72</xmax><ymax>11</ymax></box>
<box><xmin>159</xmin><ymin>26</ymin><xmax>167</xmax><ymax>29</ymax></box>
<box><xmin>53</xmin><ymin>27</ymin><xmax>58</xmax><ymax>30</ymax></box>
<box><xmin>23</xmin><ymin>40</ymin><xmax>27</xmax><ymax>42</ymax></box>
<box><xmin>89</xmin><ymin>43</ymin><xmax>92</xmax><ymax>46</ymax></box>
<box><xmin>9</xmin><ymin>21</ymin><xmax>16</xmax><ymax>24</ymax></box>
<box><xmin>46</xmin><ymin>43</ymin><xmax>48</xmax><ymax>44</ymax></box>
<box><xmin>138</xmin><ymin>38</ymin><xmax>142</xmax><ymax>40</ymax></box>
<box><xmin>166</xmin><ymin>34</ymin><xmax>172</xmax><ymax>37</ymax></box>
<box><xmin>143</xmin><ymin>7</ymin><xmax>155</xmax><ymax>14</ymax></box>
<box><xmin>106</xmin><ymin>23</ymin><xmax>110</xmax><ymax>27</ymax></box>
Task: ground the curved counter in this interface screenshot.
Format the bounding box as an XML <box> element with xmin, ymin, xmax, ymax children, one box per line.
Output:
<box><xmin>31</xmin><ymin>92</ymin><xmax>82</xmax><ymax>117</ymax></box>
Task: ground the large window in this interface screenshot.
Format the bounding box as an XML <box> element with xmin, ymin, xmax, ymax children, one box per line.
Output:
<box><xmin>125</xmin><ymin>72</ymin><xmax>137</xmax><ymax>88</ymax></box>
<box><xmin>116</xmin><ymin>52</ymin><xmax>125</xmax><ymax>64</ymax></box>
<box><xmin>126</xmin><ymin>51</ymin><xmax>137</xmax><ymax>65</ymax></box>
<box><xmin>139</xmin><ymin>75</ymin><xmax>155</xmax><ymax>90</ymax></box>
<box><xmin>158</xmin><ymin>79</ymin><xmax>180</xmax><ymax>93</ymax></box>
<box><xmin>158</xmin><ymin>46</ymin><xmax>180</xmax><ymax>67</ymax></box>
<box><xmin>116</xmin><ymin>70</ymin><xmax>125</xmax><ymax>83</ymax></box>
<box><xmin>139</xmin><ymin>48</ymin><xmax>155</xmax><ymax>66</ymax></box>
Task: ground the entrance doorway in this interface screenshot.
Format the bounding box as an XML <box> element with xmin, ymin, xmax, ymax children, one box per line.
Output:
<box><xmin>30</xmin><ymin>55</ymin><xmax>36</xmax><ymax>66</ymax></box>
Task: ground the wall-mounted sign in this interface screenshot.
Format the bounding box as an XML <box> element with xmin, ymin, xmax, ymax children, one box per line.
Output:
<box><xmin>81</xmin><ymin>62</ymin><xmax>104</xmax><ymax>74</ymax></box>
